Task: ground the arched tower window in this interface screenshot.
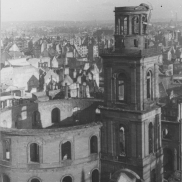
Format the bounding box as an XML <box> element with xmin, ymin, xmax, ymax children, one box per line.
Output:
<box><xmin>124</xmin><ymin>16</ymin><xmax>128</xmax><ymax>35</ymax></box>
<box><xmin>51</xmin><ymin>107</ymin><xmax>60</xmax><ymax>124</ymax></box>
<box><xmin>2</xmin><ymin>174</ymin><xmax>10</xmax><ymax>182</ymax></box>
<box><xmin>92</xmin><ymin>169</ymin><xmax>99</xmax><ymax>182</ymax></box>
<box><xmin>61</xmin><ymin>141</ymin><xmax>71</xmax><ymax>160</ymax></box>
<box><xmin>90</xmin><ymin>136</ymin><xmax>98</xmax><ymax>154</ymax></box>
<box><xmin>62</xmin><ymin>176</ymin><xmax>72</xmax><ymax>182</ymax></box>
<box><xmin>119</xmin><ymin>125</ymin><xmax>126</xmax><ymax>156</ymax></box>
<box><xmin>132</xmin><ymin>16</ymin><xmax>139</xmax><ymax>34</ymax></box>
<box><xmin>142</xmin><ymin>14</ymin><xmax>148</xmax><ymax>34</ymax></box>
<box><xmin>147</xmin><ymin>71</ymin><xmax>152</xmax><ymax>99</ymax></box>
<box><xmin>116</xmin><ymin>73</ymin><xmax>126</xmax><ymax>102</ymax></box>
<box><xmin>149</xmin><ymin>123</ymin><xmax>154</xmax><ymax>154</ymax></box>
<box><xmin>30</xmin><ymin>143</ymin><xmax>40</xmax><ymax>163</ymax></box>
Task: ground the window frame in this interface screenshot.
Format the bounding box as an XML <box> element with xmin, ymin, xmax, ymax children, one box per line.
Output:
<box><xmin>28</xmin><ymin>177</ymin><xmax>41</xmax><ymax>182</ymax></box>
<box><xmin>2</xmin><ymin>173</ymin><xmax>11</xmax><ymax>182</ymax></box>
<box><xmin>3</xmin><ymin>138</ymin><xmax>11</xmax><ymax>161</ymax></box>
<box><xmin>116</xmin><ymin>73</ymin><xmax>127</xmax><ymax>103</ymax></box>
<box><xmin>60</xmin><ymin>140</ymin><xmax>72</xmax><ymax>161</ymax></box>
<box><xmin>61</xmin><ymin>175</ymin><xmax>73</xmax><ymax>182</ymax></box>
<box><xmin>51</xmin><ymin>107</ymin><xmax>61</xmax><ymax>124</ymax></box>
<box><xmin>91</xmin><ymin>168</ymin><xmax>100</xmax><ymax>182</ymax></box>
<box><xmin>28</xmin><ymin>142</ymin><xmax>41</xmax><ymax>164</ymax></box>
<box><xmin>149</xmin><ymin>122</ymin><xmax>154</xmax><ymax>154</ymax></box>
<box><xmin>119</xmin><ymin>124</ymin><xmax>126</xmax><ymax>157</ymax></box>
<box><xmin>90</xmin><ymin>135</ymin><xmax>98</xmax><ymax>154</ymax></box>
<box><xmin>132</xmin><ymin>15</ymin><xmax>139</xmax><ymax>34</ymax></box>
<box><xmin>146</xmin><ymin>70</ymin><xmax>153</xmax><ymax>100</ymax></box>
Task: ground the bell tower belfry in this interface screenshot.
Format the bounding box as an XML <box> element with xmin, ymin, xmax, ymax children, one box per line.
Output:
<box><xmin>99</xmin><ymin>3</ymin><xmax>163</xmax><ymax>182</ymax></box>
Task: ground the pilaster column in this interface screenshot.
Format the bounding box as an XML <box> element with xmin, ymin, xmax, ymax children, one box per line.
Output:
<box><xmin>174</xmin><ymin>149</ymin><xmax>177</xmax><ymax>171</ymax></box>
<box><xmin>130</xmin><ymin>62</ymin><xmax>137</xmax><ymax>109</ymax></box>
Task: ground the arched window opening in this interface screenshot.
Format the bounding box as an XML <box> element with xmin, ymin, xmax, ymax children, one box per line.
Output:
<box><xmin>142</xmin><ymin>14</ymin><xmax>147</xmax><ymax>34</ymax></box>
<box><xmin>32</xmin><ymin>111</ymin><xmax>40</xmax><ymax>128</ymax></box>
<box><xmin>3</xmin><ymin>139</ymin><xmax>11</xmax><ymax>161</ymax></box>
<box><xmin>134</xmin><ymin>39</ymin><xmax>138</xmax><ymax>47</ymax></box>
<box><xmin>61</xmin><ymin>141</ymin><xmax>71</xmax><ymax>160</ymax></box>
<box><xmin>132</xmin><ymin>16</ymin><xmax>139</xmax><ymax>34</ymax></box>
<box><xmin>124</xmin><ymin>17</ymin><xmax>128</xmax><ymax>35</ymax></box>
<box><xmin>62</xmin><ymin>176</ymin><xmax>72</xmax><ymax>182</ymax></box>
<box><xmin>145</xmin><ymin>38</ymin><xmax>149</xmax><ymax>49</ymax></box>
<box><xmin>147</xmin><ymin>71</ymin><xmax>152</xmax><ymax>99</ymax></box>
<box><xmin>163</xmin><ymin>128</ymin><xmax>171</xmax><ymax>140</ymax></box>
<box><xmin>151</xmin><ymin>169</ymin><xmax>156</xmax><ymax>182</ymax></box>
<box><xmin>92</xmin><ymin>169</ymin><xmax>99</xmax><ymax>182</ymax></box>
<box><xmin>51</xmin><ymin>107</ymin><xmax>60</xmax><ymax>124</ymax></box>
<box><xmin>95</xmin><ymin>108</ymin><xmax>101</xmax><ymax>122</ymax></box>
<box><xmin>163</xmin><ymin>148</ymin><xmax>173</xmax><ymax>172</ymax></box>
<box><xmin>90</xmin><ymin>136</ymin><xmax>98</xmax><ymax>154</ymax></box>
<box><xmin>117</xmin><ymin>18</ymin><xmax>120</xmax><ymax>35</ymax></box>
<box><xmin>116</xmin><ymin>73</ymin><xmax>126</xmax><ymax>102</ymax></box>
<box><xmin>30</xmin><ymin>178</ymin><xmax>41</xmax><ymax>182</ymax></box>
<box><xmin>30</xmin><ymin>143</ymin><xmax>40</xmax><ymax>163</ymax></box>
<box><xmin>149</xmin><ymin>123</ymin><xmax>154</xmax><ymax>154</ymax></box>
<box><xmin>119</xmin><ymin>125</ymin><xmax>126</xmax><ymax>156</ymax></box>
<box><xmin>2</xmin><ymin>174</ymin><xmax>10</xmax><ymax>182</ymax></box>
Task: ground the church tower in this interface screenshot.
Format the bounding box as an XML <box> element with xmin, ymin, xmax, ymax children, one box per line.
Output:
<box><xmin>99</xmin><ymin>4</ymin><xmax>163</xmax><ymax>182</ymax></box>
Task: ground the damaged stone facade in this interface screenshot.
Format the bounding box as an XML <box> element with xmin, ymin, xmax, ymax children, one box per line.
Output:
<box><xmin>0</xmin><ymin>98</ymin><xmax>102</xmax><ymax>182</ymax></box>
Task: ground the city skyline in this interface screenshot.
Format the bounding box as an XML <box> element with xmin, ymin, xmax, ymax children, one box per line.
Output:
<box><xmin>2</xmin><ymin>0</ymin><xmax>182</xmax><ymax>22</ymax></box>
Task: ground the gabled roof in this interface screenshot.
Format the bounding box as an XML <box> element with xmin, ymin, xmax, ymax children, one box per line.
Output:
<box><xmin>9</xmin><ymin>51</ymin><xmax>23</xmax><ymax>58</ymax></box>
<box><xmin>9</xmin><ymin>43</ymin><xmax>20</xmax><ymax>52</ymax></box>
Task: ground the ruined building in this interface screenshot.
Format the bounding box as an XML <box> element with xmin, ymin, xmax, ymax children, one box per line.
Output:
<box><xmin>0</xmin><ymin>3</ymin><xmax>165</xmax><ymax>182</ymax></box>
<box><xmin>0</xmin><ymin>97</ymin><xmax>102</xmax><ymax>182</ymax></box>
<box><xmin>99</xmin><ymin>4</ymin><xmax>163</xmax><ymax>182</ymax></box>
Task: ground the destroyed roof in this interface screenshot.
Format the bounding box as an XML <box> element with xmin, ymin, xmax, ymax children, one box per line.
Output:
<box><xmin>166</xmin><ymin>85</ymin><xmax>182</xmax><ymax>97</ymax></box>
<box><xmin>32</xmin><ymin>92</ymin><xmax>49</xmax><ymax>102</ymax></box>
<box><xmin>0</xmin><ymin>122</ymin><xmax>102</xmax><ymax>136</ymax></box>
<box><xmin>67</xmin><ymin>58</ymin><xmax>85</xmax><ymax>69</ymax></box>
<box><xmin>48</xmin><ymin>89</ymin><xmax>61</xmax><ymax>99</ymax></box>
<box><xmin>115</xmin><ymin>3</ymin><xmax>150</xmax><ymax>12</ymax></box>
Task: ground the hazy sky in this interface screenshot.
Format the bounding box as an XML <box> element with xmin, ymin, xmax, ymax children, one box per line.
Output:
<box><xmin>2</xmin><ymin>0</ymin><xmax>182</xmax><ymax>22</ymax></box>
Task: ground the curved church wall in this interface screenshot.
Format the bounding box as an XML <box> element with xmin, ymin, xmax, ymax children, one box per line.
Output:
<box><xmin>0</xmin><ymin>123</ymin><xmax>102</xmax><ymax>182</ymax></box>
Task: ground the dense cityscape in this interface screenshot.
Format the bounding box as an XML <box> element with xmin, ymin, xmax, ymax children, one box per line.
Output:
<box><xmin>1</xmin><ymin>1</ymin><xmax>182</xmax><ymax>182</ymax></box>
